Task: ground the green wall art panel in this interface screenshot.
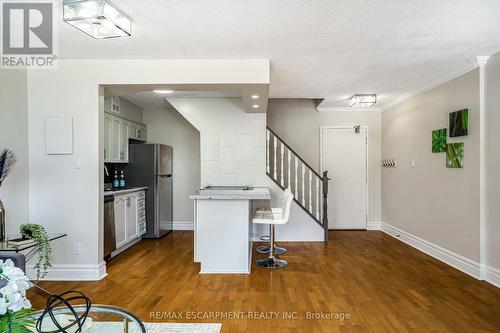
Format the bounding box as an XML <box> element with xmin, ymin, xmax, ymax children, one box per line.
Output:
<box><xmin>446</xmin><ymin>143</ymin><xmax>464</xmax><ymax>168</ymax></box>
<box><xmin>432</xmin><ymin>128</ymin><xmax>447</xmax><ymax>153</ymax></box>
<box><xmin>449</xmin><ymin>108</ymin><xmax>469</xmax><ymax>137</ymax></box>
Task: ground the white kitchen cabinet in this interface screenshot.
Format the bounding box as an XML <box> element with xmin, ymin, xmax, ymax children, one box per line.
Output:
<box><xmin>137</xmin><ymin>124</ymin><xmax>147</xmax><ymax>141</ymax></box>
<box><xmin>126</xmin><ymin>193</ymin><xmax>139</xmax><ymax>240</ymax></box>
<box><xmin>104</xmin><ymin>114</ymin><xmax>112</xmax><ymax>161</ymax></box>
<box><xmin>113</xmin><ymin>190</ymin><xmax>146</xmax><ymax>251</ymax></box>
<box><xmin>119</xmin><ymin>120</ymin><xmax>129</xmax><ymax>163</ymax></box>
<box><xmin>104</xmin><ymin>112</ymin><xmax>147</xmax><ymax>163</ymax></box>
<box><xmin>114</xmin><ymin>196</ymin><xmax>128</xmax><ymax>248</ymax></box>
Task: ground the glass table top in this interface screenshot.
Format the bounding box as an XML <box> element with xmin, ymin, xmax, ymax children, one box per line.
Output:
<box><xmin>32</xmin><ymin>304</ymin><xmax>147</xmax><ymax>333</ymax></box>
<box><xmin>0</xmin><ymin>233</ymin><xmax>67</xmax><ymax>252</ymax></box>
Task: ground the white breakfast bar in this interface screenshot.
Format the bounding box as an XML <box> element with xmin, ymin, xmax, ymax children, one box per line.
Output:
<box><xmin>190</xmin><ymin>186</ymin><xmax>271</xmax><ymax>274</ymax></box>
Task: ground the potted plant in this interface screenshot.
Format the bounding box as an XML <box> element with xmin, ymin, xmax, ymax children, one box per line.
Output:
<box><xmin>19</xmin><ymin>224</ymin><xmax>51</xmax><ymax>281</ymax></box>
<box><xmin>0</xmin><ymin>259</ymin><xmax>34</xmax><ymax>332</ymax></box>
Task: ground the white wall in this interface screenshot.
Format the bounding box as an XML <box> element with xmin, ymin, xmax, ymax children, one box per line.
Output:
<box><xmin>0</xmin><ymin>70</ymin><xmax>29</xmax><ymax>234</ymax></box>
<box><xmin>26</xmin><ymin>59</ymin><xmax>269</xmax><ymax>280</ymax></box>
<box><xmin>143</xmin><ymin>108</ymin><xmax>200</xmax><ymax>227</ymax></box>
<box><xmin>167</xmin><ymin>97</ymin><xmax>324</xmax><ymax>241</ymax></box>
<box><xmin>485</xmin><ymin>52</ymin><xmax>500</xmax><ymax>280</ymax></box>
<box><xmin>382</xmin><ymin>69</ymin><xmax>480</xmax><ymax>263</ymax></box>
<box><xmin>267</xmin><ymin>99</ymin><xmax>382</xmax><ymax>225</ymax></box>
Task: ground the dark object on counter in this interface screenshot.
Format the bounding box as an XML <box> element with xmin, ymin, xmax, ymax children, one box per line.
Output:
<box><xmin>104</xmin><ymin>195</ymin><xmax>116</xmax><ymax>260</ymax></box>
<box><xmin>36</xmin><ymin>290</ymin><xmax>91</xmax><ymax>333</ymax></box>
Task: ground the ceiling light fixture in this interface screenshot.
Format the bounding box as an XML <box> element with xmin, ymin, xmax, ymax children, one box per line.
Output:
<box><xmin>251</xmin><ymin>95</ymin><xmax>259</xmax><ymax>99</ymax></box>
<box><xmin>153</xmin><ymin>90</ymin><xmax>174</xmax><ymax>94</ymax></box>
<box><xmin>252</xmin><ymin>104</ymin><xmax>259</xmax><ymax>109</ymax></box>
<box><xmin>350</xmin><ymin>94</ymin><xmax>377</xmax><ymax>107</ymax></box>
<box><xmin>63</xmin><ymin>0</ymin><xmax>132</xmax><ymax>39</ymax></box>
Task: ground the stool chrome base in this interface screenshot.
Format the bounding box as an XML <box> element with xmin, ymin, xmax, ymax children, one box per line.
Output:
<box><xmin>257</xmin><ymin>245</ymin><xmax>287</xmax><ymax>255</ymax></box>
<box><xmin>256</xmin><ymin>257</ymin><xmax>288</xmax><ymax>269</ymax></box>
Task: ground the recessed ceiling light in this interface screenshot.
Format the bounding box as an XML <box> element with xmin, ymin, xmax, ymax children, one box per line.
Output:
<box><xmin>350</xmin><ymin>94</ymin><xmax>377</xmax><ymax>107</ymax></box>
<box><xmin>251</xmin><ymin>95</ymin><xmax>259</xmax><ymax>99</ymax></box>
<box><xmin>153</xmin><ymin>90</ymin><xmax>174</xmax><ymax>94</ymax></box>
<box><xmin>252</xmin><ymin>104</ymin><xmax>259</xmax><ymax>109</ymax></box>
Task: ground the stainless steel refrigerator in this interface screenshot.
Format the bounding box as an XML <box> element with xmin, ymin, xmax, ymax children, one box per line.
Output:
<box><xmin>126</xmin><ymin>144</ymin><xmax>172</xmax><ymax>238</ymax></box>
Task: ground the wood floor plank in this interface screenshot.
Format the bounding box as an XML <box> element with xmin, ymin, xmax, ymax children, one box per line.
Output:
<box><xmin>29</xmin><ymin>231</ymin><xmax>500</xmax><ymax>332</ymax></box>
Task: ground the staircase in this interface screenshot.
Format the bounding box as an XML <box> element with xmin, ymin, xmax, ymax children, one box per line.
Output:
<box><xmin>266</xmin><ymin>127</ymin><xmax>330</xmax><ymax>241</ymax></box>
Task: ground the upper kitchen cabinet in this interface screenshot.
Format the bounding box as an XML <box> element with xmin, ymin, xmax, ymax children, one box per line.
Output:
<box><xmin>104</xmin><ymin>113</ymin><xmax>147</xmax><ymax>163</ymax></box>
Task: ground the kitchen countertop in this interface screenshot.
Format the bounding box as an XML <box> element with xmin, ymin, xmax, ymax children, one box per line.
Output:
<box><xmin>104</xmin><ymin>187</ymin><xmax>148</xmax><ymax>196</ymax></box>
<box><xmin>190</xmin><ymin>187</ymin><xmax>271</xmax><ymax>200</ymax></box>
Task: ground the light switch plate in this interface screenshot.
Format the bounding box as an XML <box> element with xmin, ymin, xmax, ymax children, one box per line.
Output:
<box><xmin>411</xmin><ymin>159</ymin><xmax>416</xmax><ymax>168</ymax></box>
<box><xmin>73</xmin><ymin>158</ymin><xmax>81</xmax><ymax>169</ymax></box>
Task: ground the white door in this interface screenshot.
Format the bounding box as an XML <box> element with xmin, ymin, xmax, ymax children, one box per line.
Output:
<box><xmin>104</xmin><ymin>114</ymin><xmax>112</xmax><ymax>162</ymax></box>
<box><xmin>321</xmin><ymin>127</ymin><xmax>368</xmax><ymax>230</ymax></box>
<box><xmin>119</xmin><ymin>119</ymin><xmax>129</xmax><ymax>162</ymax></box>
<box><xmin>111</xmin><ymin>117</ymin><xmax>121</xmax><ymax>161</ymax></box>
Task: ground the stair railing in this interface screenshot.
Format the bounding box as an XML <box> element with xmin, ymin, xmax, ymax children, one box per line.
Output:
<box><xmin>266</xmin><ymin>127</ymin><xmax>329</xmax><ymax>241</ymax></box>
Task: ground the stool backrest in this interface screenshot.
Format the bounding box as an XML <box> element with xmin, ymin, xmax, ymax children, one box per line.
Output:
<box><xmin>282</xmin><ymin>188</ymin><xmax>294</xmax><ymax>224</ymax></box>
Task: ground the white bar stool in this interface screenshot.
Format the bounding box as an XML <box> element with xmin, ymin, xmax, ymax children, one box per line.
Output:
<box><xmin>252</xmin><ymin>188</ymin><xmax>294</xmax><ymax>269</ymax></box>
<box><xmin>255</xmin><ymin>188</ymin><xmax>292</xmax><ymax>255</ymax></box>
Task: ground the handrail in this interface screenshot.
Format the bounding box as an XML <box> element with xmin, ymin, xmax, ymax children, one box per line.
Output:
<box><xmin>266</xmin><ymin>126</ymin><xmax>322</xmax><ymax>179</ymax></box>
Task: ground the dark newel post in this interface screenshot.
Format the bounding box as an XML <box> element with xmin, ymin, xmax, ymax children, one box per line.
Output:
<box><xmin>322</xmin><ymin>170</ymin><xmax>329</xmax><ymax>241</ymax></box>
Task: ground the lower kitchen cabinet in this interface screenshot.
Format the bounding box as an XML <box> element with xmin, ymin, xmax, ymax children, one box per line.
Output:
<box><xmin>113</xmin><ymin>190</ymin><xmax>146</xmax><ymax>251</ymax></box>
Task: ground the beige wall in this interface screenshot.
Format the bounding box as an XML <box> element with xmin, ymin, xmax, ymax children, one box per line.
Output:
<box><xmin>0</xmin><ymin>70</ymin><xmax>29</xmax><ymax>234</ymax></box>
<box><xmin>143</xmin><ymin>108</ymin><xmax>200</xmax><ymax>223</ymax></box>
<box><xmin>267</xmin><ymin>99</ymin><xmax>382</xmax><ymax>223</ymax></box>
<box><xmin>485</xmin><ymin>53</ymin><xmax>500</xmax><ymax>271</ymax></box>
<box><xmin>382</xmin><ymin>69</ymin><xmax>480</xmax><ymax>261</ymax></box>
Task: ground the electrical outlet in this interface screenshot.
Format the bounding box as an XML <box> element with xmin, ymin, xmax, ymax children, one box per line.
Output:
<box><xmin>73</xmin><ymin>242</ymin><xmax>82</xmax><ymax>255</ymax></box>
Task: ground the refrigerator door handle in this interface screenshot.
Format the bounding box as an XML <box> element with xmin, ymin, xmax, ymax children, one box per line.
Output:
<box><xmin>156</xmin><ymin>174</ymin><xmax>172</xmax><ymax>178</ymax></box>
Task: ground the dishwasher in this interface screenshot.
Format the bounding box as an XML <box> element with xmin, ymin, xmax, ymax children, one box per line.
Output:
<box><xmin>104</xmin><ymin>195</ymin><xmax>116</xmax><ymax>260</ymax></box>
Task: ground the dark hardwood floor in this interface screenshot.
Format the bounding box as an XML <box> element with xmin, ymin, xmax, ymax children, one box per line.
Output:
<box><xmin>29</xmin><ymin>231</ymin><xmax>500</xmax><ymax>332</ymax></box>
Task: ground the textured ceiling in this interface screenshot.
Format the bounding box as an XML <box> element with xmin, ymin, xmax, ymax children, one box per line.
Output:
<box><xmin>59</xmin><ymin>0</ymin><xmax>500</xmax><ymax>107</ymax></box>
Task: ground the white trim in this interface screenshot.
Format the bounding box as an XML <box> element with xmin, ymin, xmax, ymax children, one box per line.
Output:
<box><xmin>477</xmin><ymin>56</ymin><xmax>489</xmax><ymax>280</ymax></box>
<box><xmin>367</xmin><ymin>221</ymin><xmax>381</xmax><ymax>230</ymax></box>
<box><xmin>316</xmin><ymin>107</ymin><xmax>383</xmax><ymax>113</ymax></box>
<box><xmin>173</xmin><ymin>221</ymin><xmax>194</xmax><ymax>230</ymax></box>
<box><xmin>486</xmin><ymin>266</ymin><xmax>500</xmax><ymax>288</ymax></box>
<box><xmin>320</xmin><ymin>126</ymin><xmax>370</xmax><ymax>230</ymax></box>
<box><xmin>27</xmin><ymin>261</ymin><xmax>107</xmax><ymax>281</ymax></box>
<box><xmin>381</xmin><ymin>222</ymin><xmax>481</xmax><ymax>279</ymax></box>
<box><xmin>160</xmin><ymin>221</ymin><xmax>194</xmax><ymax>230</ymax></box>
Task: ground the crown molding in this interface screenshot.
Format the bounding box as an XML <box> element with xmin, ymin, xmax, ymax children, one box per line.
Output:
<box><xmin>476</xmin><ymin>56</ymin><xmax>490</xmax><ymax>67</ymax></box>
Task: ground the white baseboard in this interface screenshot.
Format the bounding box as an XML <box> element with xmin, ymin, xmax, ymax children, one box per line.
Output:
<box><xmin>381</xmin><ymin>222</ymin><xmax>482</xmax><ymax>279</ymax></box>
<box><xmin>486</xmin><ymin>266</ymin><xmax>500</xmax><ymax>288</ymax></box>
<box><xmin>160</xmin><ymin>221</ymin><xmax>194</xmax><ymax>231</ymax></box>
<box><xmin>367</xmin><ymin>221</ymin><xmax>381</xmax><ymax>230</ymax></box>
<box><xmin>27</xmin><ymin>261</ymin><xmax>107</xmax><ymax>281</ymax></box>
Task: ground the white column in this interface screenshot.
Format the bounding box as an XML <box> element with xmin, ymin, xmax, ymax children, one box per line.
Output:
<box><xmin>477</xmin><ymin>55</ymin><xmax>489</xmax><ymax>280</ymax></box>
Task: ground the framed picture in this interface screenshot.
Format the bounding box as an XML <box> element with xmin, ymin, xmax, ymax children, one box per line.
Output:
<box><xmin>449</xmin><ymin>109</ymin><xmax>468</xmax><ymax>137</ymax></box>
<box><xmin>446</xmin><ymin>142</ymin><xmax>464</xmax><ymax>168</ymax></box>
<box><xmin>432</xmin><ymin>128</ymin><xmax>446</xmax><ymax>153</ymax></box>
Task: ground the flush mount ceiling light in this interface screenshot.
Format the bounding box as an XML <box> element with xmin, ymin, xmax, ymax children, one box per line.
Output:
<box><xmin>252</xmin><ymin>104</ymin><xmax>259</xmax><ymax>109</ymax></box>
<box><xmin>251</xmin><ymin>95</ymin><xmax>259</xmax><ymax>99</ymax></box>
<box><xmin>153</xmin><ymin>90</ymin><xmax>174</xmax><ymax>94</ymax></box>
<box><xmin>63</xmin><ymin>0</ymin><xmax>132</xmax><ymax>39</ymax></box>
<box><xmin>350</xmin><ymin>94</ymin><xmax>377</xmax><ymax>107</ymax></box>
